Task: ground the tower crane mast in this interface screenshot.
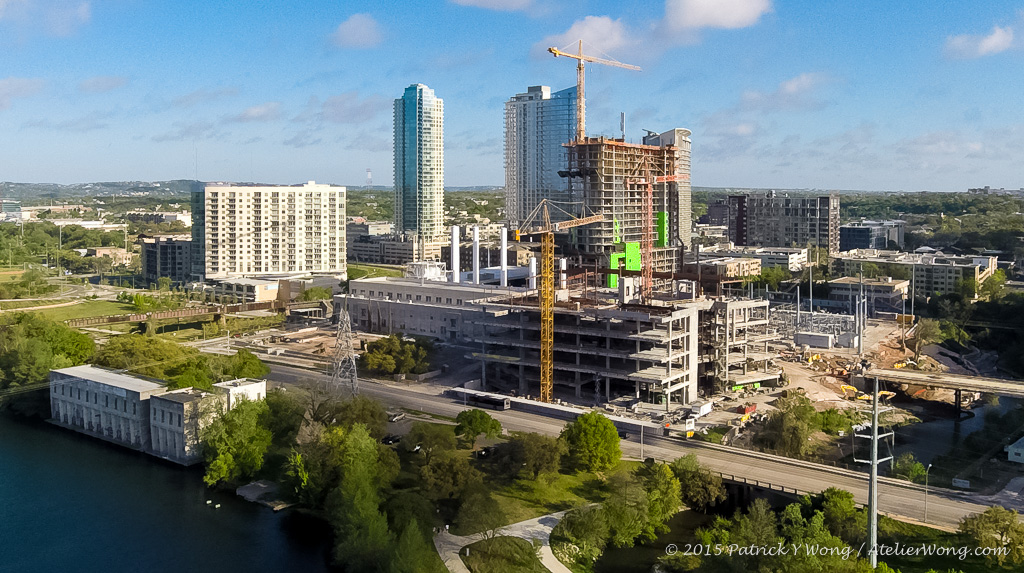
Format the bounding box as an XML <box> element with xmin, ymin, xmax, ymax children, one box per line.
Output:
<box><xmin>548</xmin><ymin>41</ymin><xmax>641</xmax><ymax>142</ymax></box>
<box><xmin>517</xmin><ymin>200</ymin><xmax>604</xmax><ymax>402</ymax></box>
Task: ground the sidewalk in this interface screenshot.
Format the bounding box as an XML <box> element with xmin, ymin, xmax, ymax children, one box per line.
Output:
<box><xmin>433</xmin><ymin>510</ymin><xmax>572</xmax><ymax>573</ymax></box>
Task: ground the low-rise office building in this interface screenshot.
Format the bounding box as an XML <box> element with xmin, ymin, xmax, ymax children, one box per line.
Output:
<box><xmin>826</xmin><ymin>276</ymin><xmax>909</xmax><ymax>316</ymax></box>
<box><xmin>340</xmin><ymin>276</ymin><xmax>524</xmax><ymax>342</ymax></box>
<box><xmin>839</xmin><ymin>220</ymin><xmax>906</xmax><ymax>251</ymax></box>
<box><xmin>832</xmin><ymin>250</ymin><xmax>997</xmax><ymax>299</ymax></box>
<box><xmin>50</xmin><ymin>364</ymin><xmax>267</xmax><ymax>466</ymax></box>
<box><xmin>699</xmin><ymin>246</ymin><xmax>807</xmax><ymax>271</ymax></box>
<box><xmin>49</xmin><ymin>365</ymin><xmax>166</xmax><ymax>450</ymax></box>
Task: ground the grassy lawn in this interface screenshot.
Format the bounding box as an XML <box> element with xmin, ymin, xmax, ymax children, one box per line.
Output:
<box><xmin>877</xmin><ymin>516</ymin><xmax>1002</xmax><ymax>573</ymax></box>
<box><xmin>695</xmin><ymin>425</ymin><xmax>730</xmax><ymax>444</ymax></box>
<box><xmin>34</xmin><ymin>300</ymin><xmax>137</xmax><ymax>320</ymax></box>
<box><xmin>348</xmin><ymin>263</ymin><xmax>404</xmax><ymax>280</ymax></box>
<box><xmin>462</xmin><ymin>537</ymin><xmax>546</xmax><ymax>573</ymax></box>
<box><xmin>0</xmin><ymin>298</ymin><xmax>71</xmax><ymax>309</ymax></box>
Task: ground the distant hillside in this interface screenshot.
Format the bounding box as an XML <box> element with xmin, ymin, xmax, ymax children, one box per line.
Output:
<box><xmin>0</xmin><ymin>180</ymin><xmax>202</xmax><ymax>203</ymax></box>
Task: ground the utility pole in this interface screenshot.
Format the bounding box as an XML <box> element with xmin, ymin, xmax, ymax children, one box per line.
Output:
<box><xmin>855</xmin><ymin>376</ymin><xmax>893</xmax><ymax>569</ymax></box>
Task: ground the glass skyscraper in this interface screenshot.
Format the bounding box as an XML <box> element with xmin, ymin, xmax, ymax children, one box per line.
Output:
<box><xmin>503</xmin><ymin>85</ymin><xmax>576</xmax><ymax>226</ymax></box>
<box><xmin>393</xmin><ymin>84</ymin><xmax>444</xmax><ymax>246</ymax></box>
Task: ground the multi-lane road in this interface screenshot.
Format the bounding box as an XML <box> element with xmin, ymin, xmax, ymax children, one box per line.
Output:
<box><xmin>267</xmin><ymin>363</ymin><xmax>994</xmax><ymax>530</ymax></box>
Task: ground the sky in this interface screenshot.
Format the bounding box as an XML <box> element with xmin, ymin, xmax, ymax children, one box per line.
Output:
<box><xmin>1</xmin><ymin>0</ymin><xmax>1023</xmax><ymax>192</ymax></box>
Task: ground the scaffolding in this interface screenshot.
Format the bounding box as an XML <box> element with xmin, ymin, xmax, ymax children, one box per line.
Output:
<box><xmin>699</xmin><ymin>299</ymin><xmax>782</xmax><ymax>394</ymax></box>
<box><xmin>563</xmin><ymin>137</ymin><xmax>687</xmax><ymax>275</ymax></box>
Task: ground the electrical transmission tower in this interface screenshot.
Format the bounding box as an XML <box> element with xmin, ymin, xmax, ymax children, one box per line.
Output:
<box><xmin>330</xmin><ymin>299</ymin><xmax>359</xmax><ymax>396</ymax></box>
<box><xmin>854</xmin><ymin>374</ymin><xmax>893</xmax><ymax>569</ymax></box>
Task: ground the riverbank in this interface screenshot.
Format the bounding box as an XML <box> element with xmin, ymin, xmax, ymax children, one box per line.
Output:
<box><xmin>0</xmin><ymin>413</ymin><xmax>336</xmax><ymax>573</ymax></box>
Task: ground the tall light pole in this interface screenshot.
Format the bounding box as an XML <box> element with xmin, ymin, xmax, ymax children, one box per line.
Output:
<box><xmin>924</xmin><ymin>463</ymin><xmax>933</xmax><ymax>523</ymax></box>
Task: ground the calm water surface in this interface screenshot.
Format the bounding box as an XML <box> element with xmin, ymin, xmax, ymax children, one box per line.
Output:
<box><xmin>0</xmin><ymin>414</ymin><xmax>335</xmax><ymax>573</ymax></box>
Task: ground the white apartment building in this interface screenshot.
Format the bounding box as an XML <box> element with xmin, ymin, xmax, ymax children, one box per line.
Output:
<box><xmin>194</xmin><ymin>181</ymin><xmax>346</xmax><ymax>280</ymax></box>
<box><xmin>394</xmin><ymin>84</ymin><xmax>445</xmax><ymax>250</ymax></box>
<box><xmin>504</xmin><ymin>85</ymin><xmax>576</xmax><ymax>226</ymax></box>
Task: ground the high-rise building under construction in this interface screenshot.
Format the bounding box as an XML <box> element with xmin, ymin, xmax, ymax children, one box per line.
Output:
<box><xmin>563</xmin><ymin>129</ymin><xmax>692</xmax><ymax>280</ymax></box>
<box><xmin>503</xmin><ymin>85</ymin><xmax>577</xmax><ymax>227</ymax></box>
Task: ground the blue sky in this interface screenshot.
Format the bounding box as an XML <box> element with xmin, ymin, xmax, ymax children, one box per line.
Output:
<box><xmin>1</xmin><ymin>0</ymin><xmax>1022</xmax><ymax>192</ymax></box>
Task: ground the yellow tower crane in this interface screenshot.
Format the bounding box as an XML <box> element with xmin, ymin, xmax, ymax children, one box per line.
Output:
<box><xmin>518</xmin><ymin>200</ymin><xmax>604</xmax><ymax>402</ymax></box>
<box><xmin>548</xmin><ymin>41</ymin><xmax>641</xmax><ymax>142</ymax></box>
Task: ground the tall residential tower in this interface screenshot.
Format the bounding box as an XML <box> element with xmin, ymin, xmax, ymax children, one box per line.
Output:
<box><xmin>191</xmin><ymin>181</ymin><xmax>347</xmax><ymax>280</ymax></box>
<box><xmin>503</xmin><ymin>85</ymin><xmax>576</xmax><ymax>226</ymax></box>
<box><xmin>394</xmin><ymin>84</ymin><xmax>444</xmax><ymax>257</ymax></box>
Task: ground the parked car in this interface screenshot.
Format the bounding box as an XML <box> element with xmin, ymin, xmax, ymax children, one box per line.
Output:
<box><xmin>388</xmin><ymin>412</ymin><xmax>406</xmax><ymax>423</ymax></box>
<box><xmin>382</xmin><ymin>435</ymin><xmax>401</xmax><ymax>445</ymax></box>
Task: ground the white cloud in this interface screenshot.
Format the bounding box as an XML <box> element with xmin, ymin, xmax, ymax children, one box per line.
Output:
<box><xmin>23</xmin><ymin>110</ymin><xmax>109</xmax><ymax>132</ymax></box>
<box><xmin>0</xmin><ymin>77</ymin><xmax>45</xmax><ymax>110</ymax></box>
<box><xmin>79</xmin><ymin>75</ymin><xmax>127</xmax><ymax>93</ymax></box>
<box><xmin>172</xmin><ymin>87</ymin><xmax>238</xmax><ymax>108</ymax></box>
<box><xmin>151</xmin><ymin>121</ymin><xmax>220</xmax><ymax>143</ymax></box>
<box><xmin>230</xmin><ymin>102</ymin><xmax>282</xmax><ymax>123</ymax></box>
<box><xmin>294</xmin><ymin>92</ymin><xmax>389</xmax><ymax>125</ymax></box>
<box><xmin>534</xmin><ymin>16</ymin><xmax>635</xmax><ymax>58</ymax></box>
<box><xmin>740</xmin><ymin>72</ymin><xmax>827</xmax><ymax>112</ymax></box>
<box><xmin>331</xmin><ymin>13</ymin><xmax>382</xmax><ymax>49</ymax></box>
<box><xmin>945</xmin><ymin>25</ymin><xmax>1014</xmax><ymax>59</ymax></box>
<box><xmin>450</xmin><ymin>0</ymin><xmax>532</xmax><ymax>10</ymax></box>
<box><xmin>322</xmin><ymin>92</ymin><xmax>388</xmax><ymax>123</ymax></box>
<box><xmin>663</xmin><ymin>0</ymin><xmax>771</xmax><ymax>31</ymax></box>
<box><xmin>0</xmin><ymin>1</ymin><xmax>91</xmax><ymax>35</ymax></box>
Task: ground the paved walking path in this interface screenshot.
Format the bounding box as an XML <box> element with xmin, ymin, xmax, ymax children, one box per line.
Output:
<box><xmin>433</xmin><ymin>510</ymin><xmax>572</xmax><ymax>573</ymax></box>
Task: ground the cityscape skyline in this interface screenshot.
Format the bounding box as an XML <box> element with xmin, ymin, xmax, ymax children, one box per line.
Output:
<box><xmin>1</xmin><ymin>1</ymin><xmax>1023</xmax><ymax>191</ymax></box>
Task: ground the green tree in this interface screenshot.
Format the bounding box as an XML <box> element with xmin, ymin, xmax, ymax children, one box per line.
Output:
<box><xmin>331</xmin><ymin>394</ymin><xmax>389</xmax><ymax>438</ymax></box>
<box><xmin>454</xmin><ymin>408</ymin><xmax>502</xmax><ymax>448</ymax></box>
<box><xmin>757</xmin><ymin>390</ymin><xmax>817</xmax><ymax>458</ymax></box>
<box><xmin>405</xmin><ymin>422</ymin><xmax>457</xmax><ymax>465</ymax></box>
<box><xmin>298</xmin><ymin>286</ymin><xmax>333</xmax><ymax>301</ymax></box>
<box><xmin>202</xmin><ymin>399</ymin><xmax>272</xmax><ymax>486</ymax></box>
<box><xmin>603</xmin><ymin>472</ymin><xmax>649</xmax><ymax>548</ymax></box>
<box><xmin>551</xmin><ymin>505</ymin><xmax>610</xmax><ymax>569</ymax></box>
<box><xmin>156</xmin><ymin>276</ymin><xmax>172</xmax><ymax>291</ymax></box>
<box><xmin>635</xmin><ymin>461</ymin><xmax>682</xmax><ymax>542</ymax></box>
<box><xmin>669</xmin><ymin>454</ymin><xmax>727</xmax><ymax>512</ymax></box>
<box><xmin>981</xmin><ymin>269</ymin><xmax>1007</xmax><ymax>301</ymax></box>
<box><xmin>457</xmin><ymin>491</ymin><xmax>507</xmax><ymax>538</ymax></box>
<box><xmin>913</xmin><ymin>318</ymin><xmax>943</xmax><ymax>361</ymax></box>
<box><xmin>959</xmin><ymin>506</ymin><xmax>1024</xmax><ymax>566</ymax></box>
<box><xmin>495</xmin><ymin>432</ymin><xmax>565</xmax><ymax>479</ymax></box>
<box><xmin>420</xmin><ymin>452</ymin><xmax>482</xmax><ymax>501</ymax></box>
<box><xmin>222</xmin><ymin>348</ymin><xmax>271</xmax><ymax>380</ymax></box>
<box><xmin>560</xmin><ymin>411</ymin><xmax>621</xmax><ymax>472</ymax></box>
<box><xmin>264</xmin><ymin>387</ymin><xmax>305</xmax><ymax>445</ymax></box>
<box><xmin>890</xmin><ymin>452</ymin><xmax>927</xmax><ymax>483</ymax></box>
<box><xmin>325</xmin><ymin>424</ymin><xmax>395</xmax><ymax>572</ymax></box>
<box><xmin>818</xmin><ymin>487</ymin><xmax>864</xmax><ymax>546</ymax></box>
<box><xmin>359</xmin><ymin>334</ymin><xmax>433</xmax><ymax>376</ymax></box>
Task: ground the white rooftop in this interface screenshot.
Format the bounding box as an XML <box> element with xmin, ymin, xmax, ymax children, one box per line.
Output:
<box><xmin>214</xmin><ymin>378</ymin><xmax>265</xmax><ymax>389</ymax></box>
<box><xmin>53</xmin><ymin>365</ymin><xmax>165</xmax><ymax>393</ymax></box>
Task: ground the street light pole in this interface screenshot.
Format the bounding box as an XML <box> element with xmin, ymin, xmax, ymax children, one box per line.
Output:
<box><xmin>925</xmin><ymin>463</ymin><xmax>933</xmax><ymax>523</ymax></box>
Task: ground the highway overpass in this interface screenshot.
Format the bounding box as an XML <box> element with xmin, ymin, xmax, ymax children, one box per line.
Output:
<box><xmin>266</xmin><ymin>363</ymin><xmax>995</xmax><ymax>531</ymax></box>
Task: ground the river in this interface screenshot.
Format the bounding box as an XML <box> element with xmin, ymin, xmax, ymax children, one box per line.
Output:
<box><xmin>0</xmin><ymin>414</ymin><xmax>335</xmax><ymax>573</ymax></box>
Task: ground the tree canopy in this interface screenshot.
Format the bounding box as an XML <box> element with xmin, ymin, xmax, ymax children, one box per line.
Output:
<box><xmin>202</xmin><ymin>399</ymin><xmax>272</xmax><ymax>486</ymax></box>
<box><xmin>454</xmin><ymin>408</ymin><xmax>502</xmax><ymax>449</ymax></box>
<box><xmin>358</xmin><ymin>334</ymin><xmax>432</xmax><ymax>376</ymax></box>
<box><xmin>560</xmin><ymin>411</ymin><xmax>621</xmax><ymax>472</ymax></box>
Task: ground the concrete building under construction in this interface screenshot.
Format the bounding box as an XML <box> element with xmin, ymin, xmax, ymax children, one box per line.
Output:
<box><xmin>697</xmin><ymin>299</ymin><xmax>782</xmax><ymax>394</ymax></box>
<box><xmin>561</xmin><ymin>129</ymin><xmax>692</xmax><ymax>281</ymax></box>
<box><xmin>468</xmin><ymin>291</ymin><xmax>702</xmax><ymax>407</ymax></box>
